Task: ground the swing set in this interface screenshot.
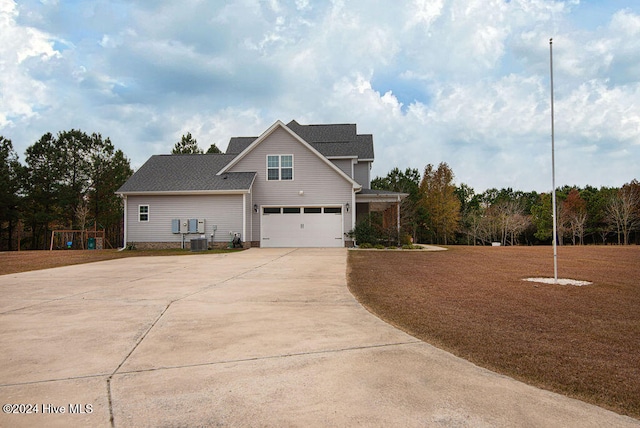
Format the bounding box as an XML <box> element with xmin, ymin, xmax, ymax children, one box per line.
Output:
<box><xmin>49</xmin><ymin>229</ymin><xmax>106</xmax><ymax>251</ymax></box>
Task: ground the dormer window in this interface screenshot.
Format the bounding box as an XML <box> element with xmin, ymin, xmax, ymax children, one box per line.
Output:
<box><xmin>267</xmin><ymin>155</ymin><xmax>293</xmax><ymax>181</ymax></box>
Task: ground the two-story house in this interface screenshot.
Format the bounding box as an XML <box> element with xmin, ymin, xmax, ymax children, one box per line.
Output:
<box><xmin>116</xmin><ymin>120</ymin><xmax>406</xmax><ymax>248</ymax></box>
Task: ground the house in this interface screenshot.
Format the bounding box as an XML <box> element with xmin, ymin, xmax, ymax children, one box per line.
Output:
<box><xmin>116</xmin><ymin>120</ymin><xmax>407</xmax><ymax>249</ymax></box>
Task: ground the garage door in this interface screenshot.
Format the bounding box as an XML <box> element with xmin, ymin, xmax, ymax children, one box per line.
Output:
<box><xmin>261</xmin><ymin>206</ymin><xmax>343</xmax><ymax>247</ymax></box>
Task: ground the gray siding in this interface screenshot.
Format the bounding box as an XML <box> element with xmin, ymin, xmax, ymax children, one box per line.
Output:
<box><xmin>354</xmin><ymin>161</ymin><xmax>370</xmax><ymax>189</ymax></box>
<box><xmin>330</xmin><ymin>158</ymin><xmax>353</xmax><ymax>178</ymax></box>
<box><xmin>228</xmin><ymin>127</ymin><xmax>355</xmax><ymax>241</ymax></box>
<box><xmin>126</xmin><ymin>194</ymin><xmax>244</xmax><ymax>244</ymax></box>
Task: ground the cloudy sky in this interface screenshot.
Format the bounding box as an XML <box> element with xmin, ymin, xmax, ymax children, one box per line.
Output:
<box><xmin>1</xmin><ymin>0</ymin><xmax>639</xmax><ymax>192</ymax></box>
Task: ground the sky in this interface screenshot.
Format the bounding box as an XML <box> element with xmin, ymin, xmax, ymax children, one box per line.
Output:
<box><xmin>1</xmin><ymin>0</ymin><xmax>639</xmax><ymax>193</ymax></box>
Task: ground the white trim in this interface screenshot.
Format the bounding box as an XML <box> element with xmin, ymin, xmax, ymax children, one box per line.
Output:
<box><xmin>138</xmin><ymin>204</ymin><xmax>149</xmax><ymax>222</ymax></box>
<box><xmin>355</xmin><ymin>193</ymin><xmax>409</xmax><ymax>203</ymax></box>
<box><xmin>326</xmin><ymin>155</ymin><xmax>358</xmax><ymax>160</ymax></box>
<box><xmin>266</xmin><ymin>154</ymin><xmax>294</xmax><ymax>181</ymax></box>
<box><xmin>122</xmin><ymin>195</ymin><xmax>128</xmax><ymax>248</ymax></box>
<box><xmin>351</xmin><ymin>191</ymin><xmax>356</xmax><ymax>240</ymax></box>
<box><xmin>218</xmin><ymin>120</ymin><xmax>362</xmax><ymax>191</ymax></box>
<box><xmin>116</xmin><ymin>189</ymin><xmax>252</xmax><ymax>196</ymax></box>
<box><xmin>260</xmin><ymin>204</ymin><xmax>344</xmax><ymax>247</ymax></box>
<box><xmin>242</xmin><ymin>193</ymin><xmax>247</xmax><ymax>243</ymax></box>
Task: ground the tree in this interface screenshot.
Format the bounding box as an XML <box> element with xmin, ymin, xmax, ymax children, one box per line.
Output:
<box><xmin>56</xmin><ymin>130</ymin><xmax>113</xmax><ymax>228</ymax></box>
<box><xmin>86</xmin><ymin>144</ymin><xmax>133</xmax><ymax>248</ymax></box>
<box><xmin>456</xmin><ymin>183</ymin><xmax>480</xmax><ymax>245</ymax></box>
<box><xmin>606</xmin><ymin>180</ymin><xmax>640</xmax><ymax>245</ymax></box>
<box><xmin>22</xmin><ymin>130</ymin><xmax>132</xmax><ymax>249</ymax></box>
<box><xmin>206</xmin><ymin>143</ymin><xmax>223</xmax><ymax>154</ymax></box>
<box><xmin>531</xmin><ymin>193</ymin><xmax>553</xmax><ymax>243</ymax></box>
<box><xmin>0</xmin><ymin>137</ymin><xmax>22</xmax><ymax>250</ymax></box>
<box><xmin>492</xmin><ymin>200</ymin><xmax>530</xmax><ymax>246</ymax></box>
<box><xmin>173</xmin><ymin>133</ymin><xmax>203</xmax><ymax>154</ymax></box>
<box><xmin>23</xmin><ymin>133</ymin><xmax>61</xmax><ymax>249</ymax></box>
<box><xmin>372</xmin><ymin>167</ymin><xmax>422</xmax><ymax>243</ymax></box>
<box><xmin>563</xmin><ymin>188</ymin><xmax>588</xmax><ymax>245</ymax></box>
<box><xmin>418</xmin><ymin>162</ymin><xmax>460</xmax><ymax>245</ymax></box>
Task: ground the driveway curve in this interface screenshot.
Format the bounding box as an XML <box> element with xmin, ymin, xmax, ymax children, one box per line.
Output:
<box><xmin>1</xmin><ymin>248</ymin><xmax>638</xmax><ymax>427</ymax></box>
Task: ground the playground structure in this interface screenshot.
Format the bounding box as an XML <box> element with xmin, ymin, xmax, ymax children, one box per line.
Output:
<box><xmin>49</xmin><ymin>229</ymin><xmax>108</xmax><ymax>251</ymax></box>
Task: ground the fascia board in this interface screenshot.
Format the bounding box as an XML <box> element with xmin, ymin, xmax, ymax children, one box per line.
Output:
<box><xmin>217</xmin><ymin>120</ymin><xmax>285</xmax><ymax>174</ymax></box>
<box><xmin>356</xmin><ymin>193</ymin><xmax>409</xmax><ymax>203</ymax></box>
<box><xmin>326</xmin><ymin>155</ymin><xmax>358</xmax><ymax>160</ymax></box>
<box><xmin>116</xmin><ymin>189</ymin><xmax>251</xmax><ymax>196</ymax></box>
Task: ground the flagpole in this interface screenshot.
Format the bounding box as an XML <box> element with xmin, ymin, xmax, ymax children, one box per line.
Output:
<box><xmin>550</xmin><ymin>38</ymin><xmax>558</xmax><ymax>283</ymax></box>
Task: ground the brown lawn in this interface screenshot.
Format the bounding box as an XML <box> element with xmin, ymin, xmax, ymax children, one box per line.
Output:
<box><xmin>347</xmin><ymin>245</ymin><xmax>640</xmax><ymax>419</ymax></box>
<box><xmin>0</xmin><ymin>248</ymin><xmax>239</xmax><ymax>276</ymax></box>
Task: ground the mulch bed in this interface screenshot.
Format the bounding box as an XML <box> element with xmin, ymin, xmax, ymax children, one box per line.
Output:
<box><xmin>347</xmin><ymin>245</ymin><xmax>640</xmax><ymax>419</ymax></box>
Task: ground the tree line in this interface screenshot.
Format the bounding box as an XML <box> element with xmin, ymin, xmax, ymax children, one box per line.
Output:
<box><xmin>0</xmin><ymin>131</ymin><xmax>223</xmax><ymax>251</ymax></box>
<box><xmin>0</xmin><ymin>131</ymin><xmax>132</xmax><ymax>250</ymax></box>
<box><xmin>2</xmin><ymin>130</ymin><xmax>637</xmax><ymax>250</ymax></box>
<box><xmin>367</xmin><ymin>163</ymin><xmax>640</xmax><ymax>246</ymax></box>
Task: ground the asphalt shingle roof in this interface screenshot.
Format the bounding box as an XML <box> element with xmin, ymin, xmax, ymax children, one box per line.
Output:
<box><xmin>117</xmin><ymin>154</ymin><xmax>255</xmax><ymax>193</ymax></box>
<box><xmin>119</xmin><ymin>121</ymin><xmax>374</xmax><ymax>194</ymax></box>
<box><xmin>225</xmin><ymin>121</ymin><xmax>374</xmax><ymax>159</ymax></box>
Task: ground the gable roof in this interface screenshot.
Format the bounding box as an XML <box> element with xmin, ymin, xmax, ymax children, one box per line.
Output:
<box><xmin>116</xmin><ymin>154</ymin><xmax>256</xmax><ymax>195</ymax></box>
<box><xmin>226</xmin><ymin>120</ymin><xmax>374</xmax><ymax>160</ymax></box>
<box><xmin>219</xmin><ymin>120</ymin><xmax>361</xmax><ymax>190</ymax></box>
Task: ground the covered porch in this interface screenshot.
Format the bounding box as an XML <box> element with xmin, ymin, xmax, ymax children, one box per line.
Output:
<box><xmin>355</xmin><ymin>189</ymin><xmax>409</xmax><ymax>245</ymax></box>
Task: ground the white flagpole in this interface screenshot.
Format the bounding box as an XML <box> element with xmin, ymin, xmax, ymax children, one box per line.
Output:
<box><xmin>550</xmin><ymin>38</ymin><xmax>558</xmax><ymax>283</ymax></box>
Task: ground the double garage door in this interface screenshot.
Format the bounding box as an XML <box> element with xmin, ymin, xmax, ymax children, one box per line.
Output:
<box><xmin>261</xmin><ymin>206</ymin><xmax>343</xmax><ymax>247</ymax></box>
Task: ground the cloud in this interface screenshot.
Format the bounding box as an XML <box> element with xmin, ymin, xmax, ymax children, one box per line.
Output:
<box><xmin>0</xmin><ymin>0</ymin><xmax>59</xmax><ymax>127</ymax></box>
<box><xmin>1</xmin><ymin>0</ymin><xmax>638</xmax><ymax>192</ymax></box>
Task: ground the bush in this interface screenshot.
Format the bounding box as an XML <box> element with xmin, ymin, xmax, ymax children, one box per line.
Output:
<box><xmin>348</xmin><ymin>220</ymin><xmax>379</xmax><ymax>246</ymax></box>
<box><xmin>402</xmin><ymin>244</ymin><xmax>421</xmax><ymax>250</ymax></box>
<box><xmin>358</xmin><ymin>242</ymin><xmax>373</xmax><ymax>249</ymax></box>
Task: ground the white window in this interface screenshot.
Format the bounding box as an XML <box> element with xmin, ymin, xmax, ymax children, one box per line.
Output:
<box><xmin>139</xmin><ymin>205</ymin><xmax>149</xmax><ymax>222</ymax></box>
<box><xmin>267</xmin><ymin>155</ymin><xmax>293</xmax><ymax>181</ymax></box>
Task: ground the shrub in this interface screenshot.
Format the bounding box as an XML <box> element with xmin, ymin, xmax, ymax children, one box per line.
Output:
<box><xmin>348</xmin><ymin>220</ymin><xmax>379</xmax><ymax>246</ymax></box>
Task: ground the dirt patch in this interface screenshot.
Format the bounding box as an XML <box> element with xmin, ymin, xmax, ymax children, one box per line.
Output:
<box><xmin>347</xmin><ymin>245</ymin><xmax>640</xmax><ymax>419</ymax></box>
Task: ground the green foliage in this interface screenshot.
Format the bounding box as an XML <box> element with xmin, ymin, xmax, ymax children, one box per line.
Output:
<box><xmin>19</xmin><ymin>130</ymin><xmax>132</xmax><ymax>249</ymax></box>
<box><xmin>348</xmin><ymin>219</ymin><xmax>379</xmax><ymax>246</ymax></box>
<box><xmin>0</xmin><ymin>137</ymin><xmax>22</xmax><ymax>250</ymax></box>
<box><xmin>531</xmin><ymin>193</ymin><xmax>553</xmax><ymax>242</ymax></box>
<box><xmin>372</xmin><ymin>167</ymin><xmax>423</xmax><ymax>243</ymax></box>
<box><xmin>419</xmin><ymin>162</ymin><xmax>461</xmax><ymax>245</ymax></box>
<box><xmin>173</xmin><ymin>132</ymin><xmax>203</xmax><ymax>154</ymax></box>
<box><xmin>206</xmin><ymin>143</ymin><xmax>223</xmax><ymax>154</ymax></box>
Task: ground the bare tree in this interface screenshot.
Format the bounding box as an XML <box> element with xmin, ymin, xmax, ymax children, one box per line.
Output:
<box><xmin>606</xmin><ymin>181</ymin><xmax>640</xmax><ymax>245</ymax></box>
<box><xmin>74</xmin><ymin>200</ymin><xmax>90</xmax><ymax>249</ymax></box>
<box><xmin>563</xmin><ymin>188</ymin><xmax>588</xmax><ymax>245</ymax></box>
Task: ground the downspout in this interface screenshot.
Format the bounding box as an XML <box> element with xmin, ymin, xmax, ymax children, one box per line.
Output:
<box><xmin>242</xmin><ymin>193</ymin><xmax>247</xmax><ymax>246</ymax></box>
<box><xmin>119</xmin><ymin>195</ymin><xmax>127</xmax><ymax>251</ymax></box>
<box><xmin>351</xmin><ymin>188</ymin><xmax>357</xmax><ymax>246</ymax></box>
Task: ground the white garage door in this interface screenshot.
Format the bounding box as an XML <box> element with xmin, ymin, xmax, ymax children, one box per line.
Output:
<box><xmin>261</xmin><ymin>206</ymin><xmax>343</xmax><ymax>247</ymax></box>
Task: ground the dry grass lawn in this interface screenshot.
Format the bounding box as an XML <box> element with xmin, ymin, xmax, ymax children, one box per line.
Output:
<box><xmin>348</xmin><ymin>245</ymin><xmax>640</xmax><ymax>419</ymax></box>
<box><xmin>0</xmin><ymin>248</ymin><xmax>239</xmax><ymax>276</ymax></box>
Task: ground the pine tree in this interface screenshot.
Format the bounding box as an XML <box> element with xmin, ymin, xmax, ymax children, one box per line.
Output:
<box><xmin>172</xmin><ymin>133</ymin><xmax>203</xmax><ymax>154</ymax></box>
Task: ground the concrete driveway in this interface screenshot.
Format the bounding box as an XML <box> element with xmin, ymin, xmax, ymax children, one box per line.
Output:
<box><xmin>0</xmin><ymin>248</ymin><xmax>638</xmax><ymax>427</ymax></box>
